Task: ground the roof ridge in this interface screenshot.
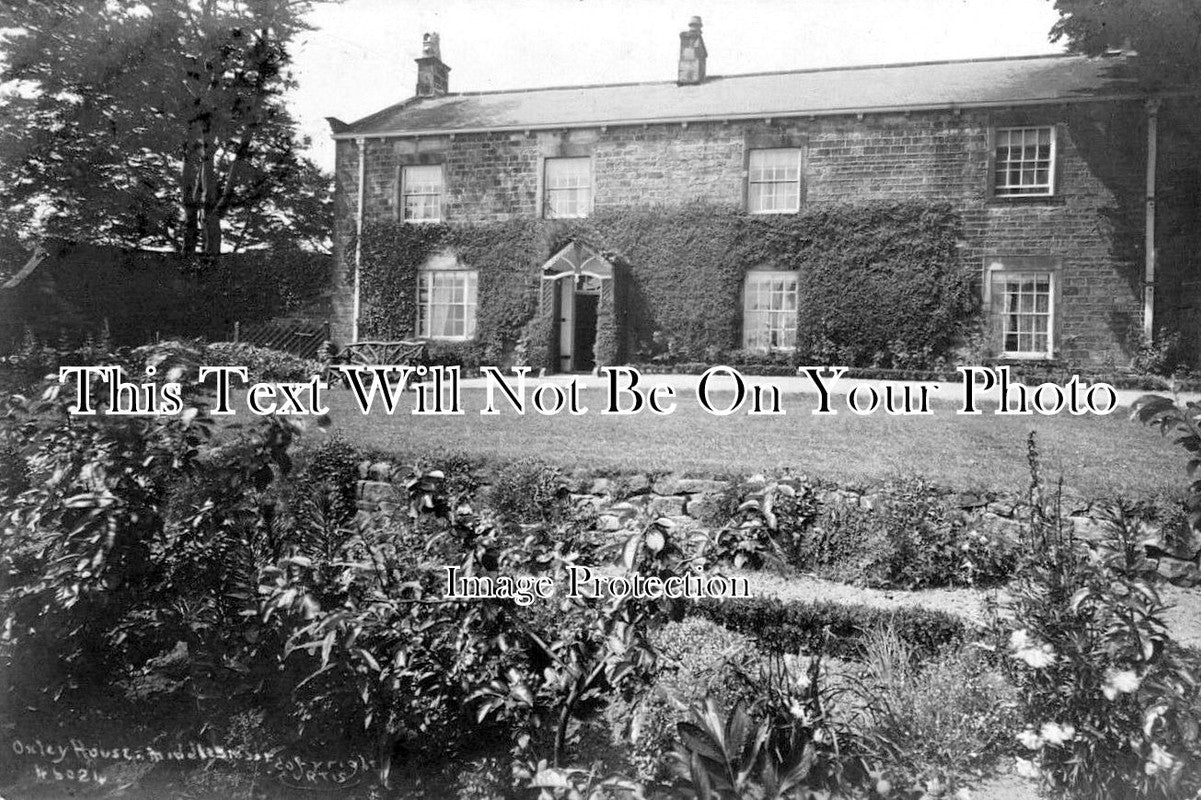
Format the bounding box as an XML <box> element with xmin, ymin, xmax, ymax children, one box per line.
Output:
<box><xmin>419</xmin><ymin>51</ymin><xmax>1082</xmax><ymax>100</ymax></box>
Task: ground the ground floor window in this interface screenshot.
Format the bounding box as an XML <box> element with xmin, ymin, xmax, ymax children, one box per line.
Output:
<box><xmin>743</xmin><ymin>270</ymin><xmax>798</xmax><ymax>351</ymax></box>
<box><xmin>986</xmin><ymin>259</ymin><xmax>1056</xmax><ymax>358</ymax></box>
<box><xmin>417</xmin><ymin>268</ymin><xmax>477</xmax><ymax>339</ymax></box>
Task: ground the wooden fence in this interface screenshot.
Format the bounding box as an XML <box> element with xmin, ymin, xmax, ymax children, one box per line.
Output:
<box><xmin>233</xmin><ymin>320</ymin><xmax>330</xmax><ymax>360</ymax></box>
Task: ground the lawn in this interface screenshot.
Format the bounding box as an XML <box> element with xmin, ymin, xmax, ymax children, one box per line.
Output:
<box><xmin>321</xmin><ymin>384</ymin><xmax>1187</xmax><ymax>497</ymax></box>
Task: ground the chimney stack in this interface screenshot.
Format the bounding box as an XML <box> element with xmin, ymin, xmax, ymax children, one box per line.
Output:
<box><xmin>678</xmin><ymin>16</ymin><xmax>707</xmax><ymax>85</ymax></box>
<box><xmin>415</xmin><ymin>32</ymin><xmax>450</xmax><ymax>97</ymax></box>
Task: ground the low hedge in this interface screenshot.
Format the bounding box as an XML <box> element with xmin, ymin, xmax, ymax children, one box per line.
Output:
<box><xmin>690</xmin><ymin>596</ymin><xmax>971</xmax><ymax>662</ymax></box>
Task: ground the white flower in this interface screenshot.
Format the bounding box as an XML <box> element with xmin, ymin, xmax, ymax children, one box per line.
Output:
<box><xmin>955</xmin><ymin>789</ymin><xmax>973</xmax><ymax>800</ymax></box>
<box><xmin>1008</xmin><ymin>629</ymin><xmax>1056</xmax><ymax>667</ymax></box>
<box><xmin>1009</xmin><ymin>629</ymin><xmax>1033</xmax><ymax>650</ymax></box>
<box><xmin>1016</xmin><ymin>728</ymin><xmax>1042</xmax><ymax>749</ymax></box>
<box><xmin>1145</xmin><ymin>743</ymin><xmax>1177</xmax><ymax>776</ymax></box>
<box><xmin>1102</xmin><ymin>668</ymin><xmax>1141</xmax><ymax>700</ymax></box>
<box><xmin>1015</xmin><ymin>757</ymin><xmax>1040</xmax><ymax>779</ymax></box>
<box><xmin>1016</xmin><ymin>644</ymin><xmax>1056</xmax><ymax>668</ymax></box>
<box><xmin>1039</xmin><ymin>722</ymin><xmax>1076</xmax><ymax>746</ymax></box>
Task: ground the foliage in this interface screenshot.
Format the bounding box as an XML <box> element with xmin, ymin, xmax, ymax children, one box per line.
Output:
<box><xmin>484</xmin><ymin>459</ymin><xmax>573</xmax><ymax>526</ymax></box>
<box><xmin>0</xmin><ymin>1</ymin><xmax>334</xmax><ymax>253</ymax></box>
<box><xmin>1133</xmin><ymin>393</ymin><xmax>1201</xmax><ymax>531</ymax></box>
<box><xmin>607</xmin><ymin>618</ymin><xmax>762</xmax><ymax>782</ymax></box>
<box><xmin>1051</xmin><ymin>0</ymin><xmax>1201</xmax><ymax>90</ymax></box>
<box><xmin>705</xmin><ymin>477</ymin><xmax>1017</xmax><ymax>589</ymax></box>
<box><xmin>593</xmin><ymin>305</ymin><xmax>619</xmax><ymax>368</ymax></box>
<box><xmin>426</xmin><ymin>340</ymin><xmax>486</xmax><ymax>372</ymax></box>
<box><xmin>859</xmin><ymin>477</ymin><xmax>1013</xmax><ymax>590</ymax></box>
<box><xmin>579</xmin><ymin>203</ymin><xmax>971</xmax><ymax>368</ymax></box>
<box><xmin>853</xmin><ymin>628</ymin><xmax>1019</xmax><ymax>795</ymax></box>
<box><xmin>670</xmin><ymin>698</ymin><xmax>819</xmax><ymax>800</ymax></box>
<box><xmin>670</xmin><ymin>643</ymin><xmax>872</xmax><ymax>799</ymax></box>
<box><xmin>357</xmin><ymin>202</ymin><xmax>971</xmax><ymax>370</ymax></box>
<box><xmin>698</xmin><ymin>480</ymin><xmax>821</xmax><ymax>571</ymax></box>
<box><xmin>1</xmin><ymin>244</ymin><xmax>332</xmax><ymax>355</ymax></box>
<box><xmin>990</xmin><ymin>432</ymin><xmax>1201</xmax><ymax>799</ymax></box>
<box><xmin>201</xmin><ymin>341</ymin><xmax>324</xmax><ymax>384</ymax></box>
<box><xmin>356</xmin><ymin>220</ymin><xmax>544</xmax><ymax>360</ymax></box>
<box><xmin>1</xmin><ymin>344</ymin><xmax>301</xmax><ymax>733</ymax></box>
<box><xmin>1132</xmin><ymin>327</ymin><xmax>1188</xmax><ymax>377</ymax></box>
<box><xmin>693</xmin><ymin>597</ymin><xmax>969</xmax><ymax>663</ymax></box>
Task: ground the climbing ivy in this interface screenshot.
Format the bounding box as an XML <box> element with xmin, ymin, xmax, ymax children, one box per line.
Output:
<box><xmin>356</xmin><ymin>201</ymin><xmax>973</xmax><ymax>370</ymax></box>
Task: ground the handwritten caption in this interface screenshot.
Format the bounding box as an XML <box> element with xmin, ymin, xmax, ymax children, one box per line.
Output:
<box><xmin>8</xmin><ymin>736</ymin><xmax>374</xmax><ymax>788</ymax></box>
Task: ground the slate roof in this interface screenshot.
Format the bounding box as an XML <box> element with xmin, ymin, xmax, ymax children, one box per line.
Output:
<box><xmin>334</xmin><ymin>53</ymin><xmax>1142</xmax><ymax>140</ymax></box>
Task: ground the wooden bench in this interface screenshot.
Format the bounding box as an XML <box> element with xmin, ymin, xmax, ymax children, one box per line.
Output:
<box><xmin>322</xmin><ymin>340</ymin><xmax>427</xmax><ymax>388</ymax></box>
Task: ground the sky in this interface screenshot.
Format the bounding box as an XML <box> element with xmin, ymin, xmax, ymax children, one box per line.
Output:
<box><xmin>288</xmin><ymin>0</ymin><xmax>1068</xmax><ymax>170</ymax></box>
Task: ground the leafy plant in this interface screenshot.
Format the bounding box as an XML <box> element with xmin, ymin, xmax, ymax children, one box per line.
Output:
<box><xmin>991</xmin><ymin>431</ymin><xmax>1201</xmax><ymax>799</ymax></box>
<box><xmin>671</xmin><ymin>641</ymin><xmax>870</xmax><ymax>799</ymax></box>
<box><xmin>671</xmin><ymin>698</ymin><xmax>817</xmax><ymax>800</ymax></box>
<box><xmin>1</xmin><ymin>344</ymin><xmax>301</xmax><ymax>734</ymax></box>
<box><xmin>852</xmin><ymin>627</ymin><xmax>1019</xmax><ymax>794</ymax></box>
<box><xmin>699</xmin><ymin>481</ymin><xmax>821</xmax><ymax>571</ymax></box>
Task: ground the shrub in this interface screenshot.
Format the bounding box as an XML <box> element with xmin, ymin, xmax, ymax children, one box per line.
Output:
<box><xmin>484</xmin><ymin>458</ymin><xmax>572</xmax><ymax>525</ymax></box>
<box><xmin>201</xmin><ymin>341</ymin><xmax>324</xmax><ymax>384</ymax></box>
<box><xmin>991</xmin><ymin>432</ymin><xmax>1201</xmax><ymax>799</ymax></box>
<box><xmin>426</xmin><ymin>340</ymin><xmax>485</xmax><ymax>372</ymax></box>
<box><xmin>607</xmin><ymin>618</ymin><xmax>762</xmax><ymax>782</ymax></box>
<box><xmin>593</xmin><ymin>305</ymin><xmax>619</xmax><ymax>368</ymax></box>
<box><xmin>1</xmin><ymin>347</ymin><xmax>302</xmax><ymax>738</ymax></box>
<box><xmin>692</xmin><ymin>596</ymin><xmax>969</xmax><ymax>662</ymax></box>
<box><xmin>698</xmin><ymin>480</ymin><xmax>822</xmax><ymax>571</ymax></box>
<box><xmin>793</xmin><ymin>499</ymin><xmax>878</xmax><ymax>583</ymax></box>
<box><xmin>853</xmin><ymin>627</ymin><xmax>1019</xmax><ymax>794</ymax></box>
<box><xmin>793</xmin><ymin>480</ymin><xmax>1018</xmax><ymax>589</ymax></box>
<box><xmin>669</xmin><ymin>645</ymin><xmax>873</xmax><ymax>797</ymax></box>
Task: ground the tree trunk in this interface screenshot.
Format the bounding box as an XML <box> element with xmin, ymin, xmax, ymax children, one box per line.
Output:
<box><xmin>200</xmin><ymin>128</ymin><xmax>222</xmax><ymax>255</ymax></box>
<box><xmin>181</xmin><ymin>135</ymin><xmax>200</xmax><ymax>253</ymax></box>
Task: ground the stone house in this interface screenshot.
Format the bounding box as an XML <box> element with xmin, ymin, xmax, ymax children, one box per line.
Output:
<box><xmin>327</xmin><ymin>21</ymin><xmax>1201</xmax><ymax>372</ymax></box>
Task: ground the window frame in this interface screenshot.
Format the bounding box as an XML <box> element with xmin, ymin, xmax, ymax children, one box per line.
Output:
<box><xmin>400</xmin><ymin>163</ymin><xmax>445</xmax><ymax>224</ymax></box>
<box><xmin>746</xmin><ymin>147</ymin><xmax>804</xmax><ymax>215</ymax></box>
<box><xmin>990</xmin><ymin>125</ymin><xmax>1058</xmax><ymax>199</ymax></box>
<box><xmin>542</xmin><ymin>156</ymin><xmax>593</xmax><ymax>220</ymax></box>
<box><xmin>983</xmin><ymin>258</ymin><xmax>1059</xmax><ymax>360</ymax></box>
<box><xmin>741</xmin><ymin>269</ymin><xmax>800</xmax><ymax>352</ymax></box>
<box><xmin>416</xmin><ymin>265</ymin><xmax>478</xmax><ymax>341</ymax></box>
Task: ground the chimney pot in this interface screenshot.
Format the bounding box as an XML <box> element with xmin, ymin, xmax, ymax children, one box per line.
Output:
<box><xmin>678</xmin><ymin>16</ymin><xmax>707</xmax><ymax>85</ymax></box>
<box><xmin>415</xmin><ymin>31</ymin><xmax>450</xmax><ymax>98</ymax></box>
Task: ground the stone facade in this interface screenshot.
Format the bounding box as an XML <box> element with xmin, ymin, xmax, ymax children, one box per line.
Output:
<box><xmin>330</xmin><ymin>52</ymin><xmax>1200</xmax><ymax>367</ymax></box>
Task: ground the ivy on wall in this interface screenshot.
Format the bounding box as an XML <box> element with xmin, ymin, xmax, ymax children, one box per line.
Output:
<box><xmin>357</xmin><ymin>219</ymin><xmax>547</xmax><ymax>363</ymax></box>
<box><xmin>356</xmin><ymin>201</ymin><xmax>973</xmax><ymax>369</ymax></box>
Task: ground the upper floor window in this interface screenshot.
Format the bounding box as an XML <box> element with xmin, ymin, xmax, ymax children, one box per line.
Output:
<box><xmin>747</xmin><ymin>148</ymin><xmax>802</xmax><ymax>214</ymax></box>
<box><xmin>985</xmin><ymin>259</ymin><xmax>1056</xmax><ymax>359</ymax></box>
<box><xmin>743</xmin><ymin>270</ymin><xmax>798</xmax><ymax>351</ymax></box>
<box><xmin>993</xmin><ymin>127</ymin><xmax>1056</xmax><ymax>197</ymax></box>
<box><xmin>417</xmin><ymin>265</ymin><xmax>477</xmax><ymax>340</ymax></box>
<box><xmin>544</xmin><ymin>157</ymin><xmax>592</xmax><ymax>219</ymax></box>
<box><xmin>402</xmin><ymin>164</ymin><xmax>444</xmax><ymax>222</ymax></box>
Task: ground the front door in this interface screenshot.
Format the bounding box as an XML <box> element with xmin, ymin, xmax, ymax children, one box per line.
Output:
<box><xmin>574</xmin><ymin>292</ymin><xmax>598</xmax><ymax>372</ymax></box>
<box><xmin>556</xmin><ymin>276</ymin><xmax>600</xmax><ymax>372</ymax></box>
<box><xmin>557</xmin><ymin>278</ymin><xmax>575</xmax><ymax>372</ymax></box>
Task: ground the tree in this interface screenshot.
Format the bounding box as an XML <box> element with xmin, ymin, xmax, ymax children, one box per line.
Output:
<box><xmin>0</xmin><ymin>0</ymin><xmax>333</xmax><ymax>254</ymax></box>
<box><xmin>1050</xmin><ymin>0</ymin><xmax>1201</xmax><ymax>89</ymax></box>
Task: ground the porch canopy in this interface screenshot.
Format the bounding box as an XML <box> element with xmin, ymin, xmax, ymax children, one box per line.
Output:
<box><xmin>540</xmin><ymin>241</ymin><xmax>614</xmax><ymax>280</ymax></box>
